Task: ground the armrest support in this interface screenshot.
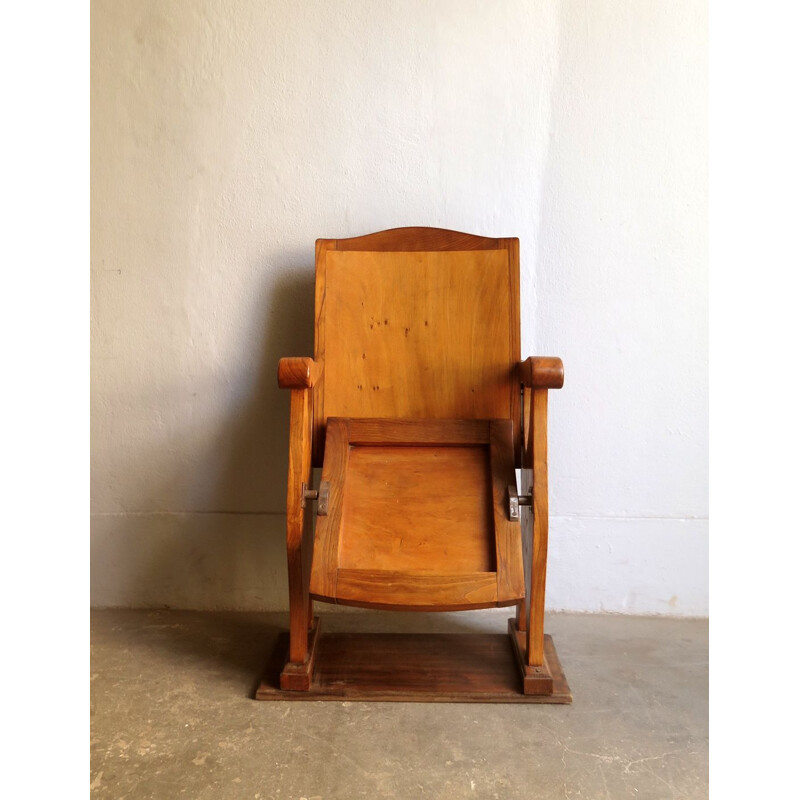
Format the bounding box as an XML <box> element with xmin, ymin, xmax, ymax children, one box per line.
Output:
<box><xmin>278</xmin><ymin>357</ymin><xmax>322</xmax><ymax>389</ymax></box>
<box><xmin>516</xmin><ymin>356</ymin><xmax>563</xmax><ymax>667</ymax></box>
<box><xmin>518</xmin><ymin>357</ymin><xmax>564</xmax><ymax>390</ymax></box>
<box><xmin>281</xmin><ymin>360</ymin><xmax>317</xmax><ymax>666</ymax></box>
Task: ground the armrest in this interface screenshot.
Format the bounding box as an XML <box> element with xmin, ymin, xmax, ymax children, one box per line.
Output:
<box><xmin>278</xmin><ymin>357</ymin><xmax>322</xmax><ymax>389</ymax></box>
<box><xmin>518</xmin><ymin>357</ymin><xmax>564</xmax><ymax>390</ymax></box>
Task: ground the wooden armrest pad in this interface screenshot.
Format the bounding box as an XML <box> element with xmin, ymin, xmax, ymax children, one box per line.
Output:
<box><xmin>518</xmin><ymin>357</ymin><xmax>564</xmax><ymax>389</ymax></box>
<box><xmin>278</xmin><ymin>357</ymin><xmax>322</xmax><ymax>389</ymax></box>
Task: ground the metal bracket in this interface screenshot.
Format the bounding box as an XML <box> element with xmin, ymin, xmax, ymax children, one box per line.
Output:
<box><xmin>301</xmin><ymin>481</ymin><xmax>330</xmax><ymax>516</ymax></box>
<box><xmin>317</xmin><ymin>481</ymin><xmax>329</xmax><ymax>515</ymax></box>
<box><xmin>507</xmin><ymin>484</ymin><xmax>531</xmax><ymax>521</ymax></box>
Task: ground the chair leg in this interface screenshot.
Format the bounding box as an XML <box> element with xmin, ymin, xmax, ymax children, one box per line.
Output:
<box><xmin>280</xmin><ymin>515</ymin><xmax>319</xmax><ymax>690</ymax></box>
<box><xmin>281</xmin><ymin>581</ymin><xmax>320</xmax><ymax>691</ymax></box>
<box><xmin>508</xmin><ymin>387</ymin><xmax>554</xmax><ymax>695</ymax></box>
<box><xmin>508</xmin><ymin>503</ymin><xmax>554</xmax><ymax>695</ymax></box>
<box><xmin>280</xmin><ymin>615</ymin><xmax>320</xmax><ymax>692</ymax></box>
<box><xmin>526</xmin><ymin>388</ymin><xmax>549</xmax><ymax>666</ymax></box>
<box><xmin>515</xmin><ymin>504</ymin><xmax>532</xmax><ymax>633</ymax></box>
<box><xmin>280</xmin><ymin>386</ymin><xmax>318</xmax><ymax>690</ymax></box>
<box><xmin>515</xmin><ymin>599</ymin><xmax>527</xmax><ymax>631</ymax></box>
<box><xmin>287</xmin><ymin>573</ymin><xmax>310</xmax><ymax>664</ymax></box>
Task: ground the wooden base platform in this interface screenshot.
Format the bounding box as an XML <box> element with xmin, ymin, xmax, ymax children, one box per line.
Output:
<box><xmin>256</xmin><ymin>622</ymin><xmax>572</xmax><ymax>703</ymax></box>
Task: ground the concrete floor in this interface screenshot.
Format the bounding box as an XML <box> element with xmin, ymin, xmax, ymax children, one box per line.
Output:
<box><xmin>91</xmin><ymin>609</ymin><xmax>708</xmax><ymax>799</ymax></box>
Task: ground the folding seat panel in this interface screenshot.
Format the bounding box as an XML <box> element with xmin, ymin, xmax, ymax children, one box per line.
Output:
<box><xmin>309</xmin><ymin>417</ymin><xmax>525</xmax><ymax>610</ymax></box>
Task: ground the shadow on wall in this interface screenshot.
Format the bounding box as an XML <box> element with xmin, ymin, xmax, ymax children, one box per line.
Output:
<box><xmin>92</xmin><ymin>260</ymin><xmax>316</xmax><ymax>612</ymax></box>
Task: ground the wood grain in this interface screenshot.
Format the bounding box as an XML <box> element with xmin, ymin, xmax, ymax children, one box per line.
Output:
<box><xmin>338</xmin><ymin>444</ymin><xmax>496</xmax><ymax>574</ymax></box>
<box><xmin>257</xmin><ymin>630</ymin><xmax>572</xmax><ymax>703</ymax></box>
<box><xmin>489</xmin><ymin>420</ymin><xmax>525</xmax><ymax>603</ymax></box>
<box><xmin>312</xmin><ymin>229</ymin><xmax>521</xmax><ymax>465</ymax></box>
<box><xmin>322</xmin><ymin>250</ymin><xmax>512</xmax><ymax>422</ymax></box>
<box><xmin>277</xmin><ymin>228</ymin><xmax>567</xmax><ymax>697</ymax></box>
<box><xmin>518</xmin><ymin>357</ymin><xmax>564</xmax><ymax>390</ymax></box>
<box><xmin>284</xmin><ymin>386</ymin><xmax>314</xmax><ymax>664</ymax></box>
<box><xmin>508</xmin><ymin>618</ymin><xmax>555</xmax><ymax>696</ymax></box>
<box><xmin>329</xmin><ymin>226</ymin><xmax>503</xmax><ymax>252</ymax></box>
<box><xmin>527</xmin><ymin>388</ymin><xmax>549</xmax><ymax>666</ymax></box>
<box><xmin>279</xmin><ymin>617</ymin><xmax>320</xmax><ymax>691</ymax></box>
<box><xmin>515</xmin><ymin>385</ymin><xmax>533</xmax><ymax>633</ymax></box>
<box><xmin>277</xmin><ymin>357</ymin><xmax>322</xmax><ymax>389</ymax></box>
<box><xmin>331</xmin><ymin>570</ymin><xmax>500</xmax><ymax>611</ymax></box>
<box><xmin>308</xmin><ymin>417</ymin><xmax>525</xmax><ymax>610</ymax></box>
<box><xmin>308</xmin><ymin>418</ymin><xmax>350</xmax><ymax>601</ymax></box>
<box><xmin>347</xmin><ymin>417</ymin><xmax>490</xmax><ymax>445</ymax></box>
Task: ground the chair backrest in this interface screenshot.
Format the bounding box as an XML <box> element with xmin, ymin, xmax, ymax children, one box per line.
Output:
<box><xmin>313</xmin><ymin>227</ymin><xmax>521</xmax><ymax>465</ymax></box>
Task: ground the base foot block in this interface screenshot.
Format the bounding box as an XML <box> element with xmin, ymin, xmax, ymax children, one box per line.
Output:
<box><xmin>278</xmin><ymin>616</ymin><xmax>321</xmax><ymax>691</ymax></box>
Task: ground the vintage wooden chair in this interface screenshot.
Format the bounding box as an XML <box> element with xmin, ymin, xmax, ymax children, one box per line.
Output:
<box><xmin>260</xmin><ymin>227</ymin><xmax>569</xmax><ymax>702</ymax></box>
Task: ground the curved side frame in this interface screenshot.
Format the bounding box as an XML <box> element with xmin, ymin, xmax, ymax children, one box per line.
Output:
<box><xmin>277</xmin><ymin>358</ymin><xmax>321</xmax><ymax>690</ymax></box>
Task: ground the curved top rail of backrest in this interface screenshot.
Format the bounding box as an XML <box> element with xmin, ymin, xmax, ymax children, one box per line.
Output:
<box><xmin>326</xmin><ymin>226</ymin><xmax>505</xmax><ymax>252</ymax></box>
<box><xmin>312</xmin><ymin>227</ymin><xmax>520</xmax><ymax>465</ymax></box>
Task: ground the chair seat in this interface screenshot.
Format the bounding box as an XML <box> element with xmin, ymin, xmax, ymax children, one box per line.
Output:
<box><xmin>309</xmin><ymin>418</ymin><xmax>525</xmax><ymax>610</ymax></box>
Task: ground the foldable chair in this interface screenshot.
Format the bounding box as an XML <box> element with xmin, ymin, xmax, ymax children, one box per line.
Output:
<box><xmin>259</xmin><ymin>227</ymin><xmax>570</xmax><ymax>702</ymax></box>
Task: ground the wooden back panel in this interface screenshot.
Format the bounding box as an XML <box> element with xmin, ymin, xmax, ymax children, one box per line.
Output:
<box><xmin>313</xmin><ymin>228</ymin><xmax>520</xmax><ymax>464</ymax></box>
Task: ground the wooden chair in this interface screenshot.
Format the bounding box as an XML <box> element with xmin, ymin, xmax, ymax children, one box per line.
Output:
<box><xmin>261</xmin><ymin>227</ymin><xmax>569</xmax><ymax>702</ymax></box>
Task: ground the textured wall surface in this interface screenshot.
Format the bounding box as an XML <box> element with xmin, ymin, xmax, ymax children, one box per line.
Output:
<box><xmin>91</xmin><ymin>0</ymin><xmax>708</xmax><ymax>614</ymax></box>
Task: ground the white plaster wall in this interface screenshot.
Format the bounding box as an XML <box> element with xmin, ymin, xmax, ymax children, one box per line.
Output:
<box><xmin>91</xmin><ymin>0</ymin><xmax>708</xmax><ymax>615</ymax></box>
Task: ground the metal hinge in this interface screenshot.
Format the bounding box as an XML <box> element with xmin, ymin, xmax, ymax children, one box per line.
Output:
<box><xmin>507</xmin><ymin>484</ymin><xmax>532</xmax><ymax>521</ymax></box>
<box><xmin>301</xmin><ymin>481</ymin><xmax>330</xmax><ymax>515</ymax></box>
